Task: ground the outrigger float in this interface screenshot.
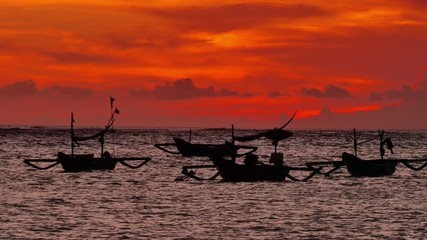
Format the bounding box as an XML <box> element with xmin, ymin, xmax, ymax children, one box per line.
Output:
<box><xmin>23</xmin><ymin>97</ymin><xmax>151</xmax><ymax>172</ymax></box>
<box><xmin>306</xmin><ymin>129</ymin><xmax>427</xmax><ymax>177</ymax></box>
<box><xmin>180</xmin><ymin>112</ymin><xmax>323</xmax><ymax>182</ymax></box>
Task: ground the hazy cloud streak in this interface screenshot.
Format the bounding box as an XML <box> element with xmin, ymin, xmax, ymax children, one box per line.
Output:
<box><xmin>129</xmin><ymin>78</ymin><xmax>239</xmax><ymax>100</ymax></box>
<box><xmin>301</xmin><ymin>84</ymin><xmax>350</xmax><ymax>98</ymax></box>
<box><xmin>0</xmin><ymin>80</ymin><xmax>93</xmax><ymax>99</ymax></box>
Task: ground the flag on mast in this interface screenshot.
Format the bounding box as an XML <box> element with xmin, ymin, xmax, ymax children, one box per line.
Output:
<box><xmin>110</xmin><ymin>96</ymin><xmax>115</xmax><ymax>109</ymax></box>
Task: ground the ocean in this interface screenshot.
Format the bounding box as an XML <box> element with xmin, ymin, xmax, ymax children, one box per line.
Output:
<box><xmin>1</xmin><ymin>128</ymin><xmax>426</xmax><ymax>239</ymax></box>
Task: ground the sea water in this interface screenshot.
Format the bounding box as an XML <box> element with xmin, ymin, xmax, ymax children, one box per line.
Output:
<box><xmin>0</xmin><ymin>128</ymin><xmax>426</xmax><ymax>239</ymax></box>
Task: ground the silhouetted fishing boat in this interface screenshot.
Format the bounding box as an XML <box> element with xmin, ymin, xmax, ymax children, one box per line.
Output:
<box><xmin>341</xmin><ymin>152</ymin><xmax>397</xmax><ymax>177</ymax></box>
<box><xmin>155</xmin><ymin>127</ymin><xmax>257</xmax><ymax>157</ymax></box>
<box><xmin>24</xmin><ymin>97</ymin><xmax>151</xmax><ymax>172</ymax></box>
<box><xmin>181</xmin><ymin>112</ymin><xmax>322</xmax><ymax>182</ymax></box>
<box><xmin>207</xmin><ymin>153</ymin><xmax>320</xmax><ymax>182</ymax></box>
<box><xmin>173</xmin><ymin>137</ymin><xmax>230</xmax><ymax>157</ymax></box>
<box><xmin>173</xmin><ymin>137</ymin><xmax>258</xmax><ymax>157</ymax></box>
<box><xmin>306</xmin><ymin>129</ymin><xmax>427</xmax><ymax>177</ymax></box>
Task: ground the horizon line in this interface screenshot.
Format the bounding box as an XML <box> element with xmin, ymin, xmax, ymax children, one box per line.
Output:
<box><xmin>1</xmin><ymin>124</ymin><xmax>426</xmax><ymax>132</ymax></box>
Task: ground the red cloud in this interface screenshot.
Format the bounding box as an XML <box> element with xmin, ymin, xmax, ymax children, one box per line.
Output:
<box><xmin>129</xmin><ymin>78</ymin><xmax>239</xmax><ymax>100</ymax></box>
<box><xmin>46</xmin><ymin>51</ymin><xmax>120</xmax><ymax>64</ymax></box>
<box><xmin>146</xmin><ymin>3</ymin><xmax>326</xmax><ymax>33</ymax></box>
<box><xmin>0</xmin><ymin>80</ymin><xmax>93</xmax><ymax>99</ymax></box>
<box><xmin>301</xmin><ymin>85</ymin><xmax>350</xmax><ymax>98</ymax></box>
<box><xmin>0</xmin><ymin>80</ymin><xmax>36</xmax><ymax>98</ymax></box>
<box><xmin>371</xmin><ymin>70</ymin><xmax>427</xmax><ymax>101</ymax></box>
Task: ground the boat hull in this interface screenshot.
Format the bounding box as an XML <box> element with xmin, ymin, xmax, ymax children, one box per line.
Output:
<box><xmin>58</xmin><ymin>152</ymin><xmax>117</xmax><ymax>172</ymax></box>
<box><xmin>173</xmin><ymin>137</ymin><xmax>235</xmax><ymax>157</ymax></box>
<box><xmin>210</xmin><ymin>156</ymin><xmax>289</xmax><ymax>182</ymax></box>
<box><xmin>342</xmin><ymin>152</ymin><xmax>397</xmax><ymax>177</ymax></box>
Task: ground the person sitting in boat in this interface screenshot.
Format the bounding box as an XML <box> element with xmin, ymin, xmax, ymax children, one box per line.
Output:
<box><xmin>244</xmin><ymin>153</ymin><xmax>259</xmax><ymax>166</ymax></box>
<box><xmin>102</xmin><ymin>151</ymin><xmax>112</xmax><ymax>159</ymax></box>
<box><xmin>270</xmin><ymin>152</ymin><xmax>284</xmax><ymax>166</ymax></box>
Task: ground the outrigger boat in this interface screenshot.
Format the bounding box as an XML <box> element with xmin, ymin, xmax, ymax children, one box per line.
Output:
<box><xmin>154</xmin><ymin>127</ymin><xmax>257</xmax><ymax>157</ymax></box>
<box><xmin>306</xmin><ymin>129</ymin><xmax>427</xmax><ymax>177</ymax></box>
<box><xmin>24</xmin><ymin>97</ymin><xmax>151</xmax><ymax>172</ymax></box>
<box><xmin>181</xmin><ymin>112</ymin><xmax>322</xmax><ymax>182</ymax></box>
<box><xmin>207</xmin><ymin>153</ymin><xmax>321</xmax><ymax>182</ymax></box>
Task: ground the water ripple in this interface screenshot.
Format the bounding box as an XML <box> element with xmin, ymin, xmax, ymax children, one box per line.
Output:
<box><xmin>0</xmin><ymin>129</ymin><xmax>426</xmax><ymax>239</ymax></box>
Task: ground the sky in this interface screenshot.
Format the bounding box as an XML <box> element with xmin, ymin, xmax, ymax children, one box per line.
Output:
<box><xmin>0</xmin><ymin>0</ymin><xmax>426</xmax><ymax>129</ymax></box>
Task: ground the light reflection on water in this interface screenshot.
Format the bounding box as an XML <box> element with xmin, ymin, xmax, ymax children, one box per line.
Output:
<box><xmin>0</xmin><ymin>128</ymin><xmax>426</xmax><ymax>239</ymax></box>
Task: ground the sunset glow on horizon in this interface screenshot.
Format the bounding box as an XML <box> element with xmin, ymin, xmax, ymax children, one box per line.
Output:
<box><xmin>1</xmin><ymin>0</ymin><xmax>427</xmax><ymax>129</ymax></box>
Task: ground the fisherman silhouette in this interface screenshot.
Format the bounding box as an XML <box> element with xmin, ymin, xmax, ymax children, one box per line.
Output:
<box><xmin>244</xmin><ymin>153</ymin><xmax>259</xmax><ymax>166</ymax></box>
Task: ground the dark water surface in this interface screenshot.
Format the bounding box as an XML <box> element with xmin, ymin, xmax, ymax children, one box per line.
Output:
<box><xmin>1</xmin><ymin>128</ymin><xmax>426</xmax><ymax>239</ymax></box>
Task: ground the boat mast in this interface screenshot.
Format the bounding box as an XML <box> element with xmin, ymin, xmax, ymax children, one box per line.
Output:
<box><xmin>231</xmin><ymin>124</ymin><xmax>234</xmax><ymax>145</ymax></box>
<box><xmin>353</xmin><ymin>128</ymin><xmax>357</xmax><ymax>157</ymax></box>
<box><xmin>71</xmin><ymin>112</ymin><xmax>74</xmax><ymax>157</ymax></box>
<box><xmin>111</xmin><ymin>98</ymin><xmax>115</xmax><ymax>158</ymax></box>
<box><xmin>100</xmin><ymin>134</ymin><xmax>104</xmax><ymax>157</ymax></box>
<box><xmin>231</xmin><ymin>124</ymin><xmax>236</xmax><ymax>162</ymax></box>
<box><xmin>379</xmin><ymin>130</ymin><xmax>384</xmax><ymax>160</ymax></box>
<box><xmin>274</xmin><ymin>137</ymin><xmax>278</xmax><ymax>153</ymax></box>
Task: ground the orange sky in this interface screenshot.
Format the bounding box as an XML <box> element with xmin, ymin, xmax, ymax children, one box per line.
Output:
<box><xmin>1</xmin><ymin>0</ymin><xmax>427</xmax><ymax>129</ymax></box>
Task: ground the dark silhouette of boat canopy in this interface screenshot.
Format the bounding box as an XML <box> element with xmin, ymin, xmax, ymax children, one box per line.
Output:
<box><xmin>233</xmin><ymin>111</ymin><xmax>296</xmax><ymax>153</ymax></box>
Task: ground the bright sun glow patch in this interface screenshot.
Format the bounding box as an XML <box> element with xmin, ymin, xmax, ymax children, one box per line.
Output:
<box><xmin>210</xmin><ymin>33</ymin><xmax>241</xmax><ymax>48</ymax></box>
